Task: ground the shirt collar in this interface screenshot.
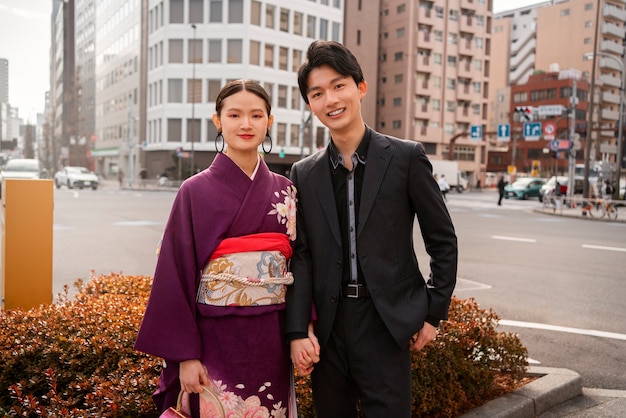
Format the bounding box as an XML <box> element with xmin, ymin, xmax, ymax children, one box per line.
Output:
<box><xmin>328</xmin><ymin>126</ymin><xmax>371</xmax><ymax>170</ymax></box>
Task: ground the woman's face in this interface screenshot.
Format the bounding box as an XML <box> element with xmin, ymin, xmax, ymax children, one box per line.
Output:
<box><xmin>212</xmin><ymin>90</ymin><xmax>274</xmax><ymax>155</ymax></box>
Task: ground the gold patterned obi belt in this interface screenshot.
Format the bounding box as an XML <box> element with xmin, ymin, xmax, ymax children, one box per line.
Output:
<box><xmin>197</xmin><ymin>232</ymin><xmax>294</xmax><ymax>307</ymax></box>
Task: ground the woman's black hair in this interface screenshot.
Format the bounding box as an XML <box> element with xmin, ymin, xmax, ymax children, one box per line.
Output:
<box><xmin>297</xmin><ymin>41</ymin><xmax>365</xmax><ymax>104</ymax></box>
<box><xmin>215</xmin><ymin>79</ymin><xmax>272</xmax><ymax>116</ymax></box>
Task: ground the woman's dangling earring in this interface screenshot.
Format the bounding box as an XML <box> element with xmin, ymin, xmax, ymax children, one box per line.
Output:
<box><xmin>214</xmin><ymin>131</ymin><xmax>224</xmax><ymax>153</ymax></box>
<box><xmin>262</xmin><ymin>132</ymin><xmax>273</xmax><ymax>154</ymax></box>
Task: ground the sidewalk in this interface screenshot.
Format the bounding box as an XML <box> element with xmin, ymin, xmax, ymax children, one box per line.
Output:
<box><xmin>533</xmin><ymin>199</ymin><xmax>626</xmax><ymax>223</ymax></box>
<box><xmin>461</xmin><ymin>366</ymin><xmax>626</xmax><ymax>417</ymax></box>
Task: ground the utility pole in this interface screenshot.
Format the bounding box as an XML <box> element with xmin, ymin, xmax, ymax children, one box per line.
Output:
<box><xmin>567</xmin><ymin>80</ymin><xmax>578</xmax><ymax>206</ymax></box>
<box><xmin>190</xmin><ymin>23</ymin><xmax>197</xmax><ymax>176</ymax></box>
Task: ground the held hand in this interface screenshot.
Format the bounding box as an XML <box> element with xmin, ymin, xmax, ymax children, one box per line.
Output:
<box><xmin>179</xmin><ymin>359</ymin><xmax>210</xmax><ymax>393</ymax></box>
<box><xmin>307</xmin><ymin>322</ymin><xmax>321</xmax><ymax>363</ymax></box>
<box><xmin>291</xmin><ymin>339</ymin><xmax>319</xmax><ymax>376</ymax></box>
<box><xmin>410</xmin><ymin>322</ymin><xmax>437</xmax><ymax>352</ymax></box>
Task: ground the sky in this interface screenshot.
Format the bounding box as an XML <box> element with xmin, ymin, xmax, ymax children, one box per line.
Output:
<box><xmin>0</xmin><ymin>0</ymin><xmax>546</xmax><ymax>122</ymax></box>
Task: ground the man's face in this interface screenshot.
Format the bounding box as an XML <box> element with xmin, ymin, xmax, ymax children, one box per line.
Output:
<box><xmin>305</xmin><ymin>65</ymin><xmax>366</xmax><ymax>136</ymax></box>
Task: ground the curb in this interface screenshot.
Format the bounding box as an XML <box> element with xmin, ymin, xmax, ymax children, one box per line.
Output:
<box><xmin>459</xmin><ymin>366</ymin><xmax>582</xmax><ymax>418</ymax></box>
<box><xmin>532</xmin><ymin>207</ymin><xmax>626</xmax><ymax>223</ymax></box>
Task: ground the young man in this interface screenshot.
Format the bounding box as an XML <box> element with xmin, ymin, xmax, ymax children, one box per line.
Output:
<box><xmin>286</xmin><ymin>40</ymin><xmax>458</xmax><ymax>417</ymax></box>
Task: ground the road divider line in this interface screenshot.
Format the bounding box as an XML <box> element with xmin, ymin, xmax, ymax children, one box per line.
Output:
<box><xmin>492</xmin><ymin>235</ymin><xmax>537</xmax><ymax>243</ymax></box>
<box><xmin>582</xmin><ymin>244</ymin><xmax>626</xmax><ymax>252</ymax></box>
<box><xmin>499</xmin><ymin>319</ymin><xmax>626</xmax><ymax>341</ymax></box>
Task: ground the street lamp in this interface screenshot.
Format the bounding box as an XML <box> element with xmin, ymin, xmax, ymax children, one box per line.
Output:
<box><xmin>584</xmin><ymin>51</ymin><xmax>624</xmax><ymax>199</ymax></box>
<box><xmin>190</xmin><ymin>23</ymin><xmax>197</xmax><ymax>176</ymax></box>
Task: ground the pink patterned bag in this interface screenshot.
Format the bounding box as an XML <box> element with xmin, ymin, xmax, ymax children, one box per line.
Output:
<box><xmin>159</xmin><ymin>385</ymin><xmax>225</xmax><ymax>418</ymax></box>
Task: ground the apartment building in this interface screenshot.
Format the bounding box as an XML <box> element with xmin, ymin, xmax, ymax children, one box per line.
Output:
<box><xmin>492</xmin><ymin>0</ymin><xmax>626</xmax><ymax>177</ymax></box>
<box><xmin>345</xmin><ymin>0</ymin><xmax>492</xmax><ymax>186</ymax></box>
<box><xmin>488</xmin><ymin>68</ymin><xmax>589</xmax><ymax>176</ymax></box>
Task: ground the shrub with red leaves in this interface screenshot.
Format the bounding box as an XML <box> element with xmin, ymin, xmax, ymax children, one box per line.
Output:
<box><xmin>0</xmin><ymin>275</ymin><xmax>527</xmax><ymax>418</ymax></box>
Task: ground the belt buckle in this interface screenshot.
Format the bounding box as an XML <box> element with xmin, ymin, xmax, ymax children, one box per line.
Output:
<box><xmin>346</xmin><ymin>283</ymin><xmax>360</xmax><ymax>298</ymax></box>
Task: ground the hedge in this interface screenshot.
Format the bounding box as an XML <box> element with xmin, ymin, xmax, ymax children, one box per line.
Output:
<box><xmin>0</xmin><ymin>273</ymin><xmax>527</xmax><ymax>417</ymax></box>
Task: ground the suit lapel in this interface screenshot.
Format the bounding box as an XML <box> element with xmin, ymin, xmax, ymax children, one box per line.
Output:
<box><xmin>310</xmin><ymin>150</ymin><xmax>342</xmax><ymax>246</ymax></box>
<box><xmin>359</xmin><ymin>133</ymin><xmax>391</xmax><ymax>235</ymax></box>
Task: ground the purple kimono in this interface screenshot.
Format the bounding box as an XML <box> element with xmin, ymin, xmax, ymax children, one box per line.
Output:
<box><xmin>135</xmin><ymin>153</ymin><xmax>297</xmax><ymax>417</ymax></box>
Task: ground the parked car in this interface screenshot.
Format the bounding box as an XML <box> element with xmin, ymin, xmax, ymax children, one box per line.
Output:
<box><xmin>0</xmin><ymin>158</ymin><xmax>45</xmax><ymax>197</ymax></box>
<box><xmin>538</xmin><ymin>176</ymin><xmax>568</xmax><ymax>202</ymax></box>
<box><xmin>504</xmin><ymin>177</ymin><xmax>546</xmax><ymax>200</ymax></box>
<box><xmin>54</xmin><ymin>166</ymin><xmax>99</xmax><ymax>190</ymax></box>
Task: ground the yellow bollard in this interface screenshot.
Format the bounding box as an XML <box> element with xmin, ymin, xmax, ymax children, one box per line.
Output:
<box><xmin>1</xmin><ymin>178</ymin><xmax>53</xmax><ymax>311</ymax></box>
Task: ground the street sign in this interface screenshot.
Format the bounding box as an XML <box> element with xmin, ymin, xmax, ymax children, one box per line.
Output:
<box><xmin>549</xmin><ymin>140</ymin><xmax>572</xmax><ymax>151</ymax></box>
<box><xmin>523</xmin><ymin>122</ymin><xmax>542</xmax><ymax>141</ymax></box>
<box><xmin>543</xmin><ymin>121</ymin><xmax>556</xmax><ymax>140</ymax></box>
<box><xmin>537</xmin><ymin>105</ymin><xmax>566</xmax><ymax>116</ymax></box>
<box><xmin>470</xmin><ymin>125</ymin><xmax>483</xmax><ymax>141</ymax></box>
<box><xmin>497</xmin><ymin>124</ymin><xmax>511</xmax><ymax>142</ymax></box>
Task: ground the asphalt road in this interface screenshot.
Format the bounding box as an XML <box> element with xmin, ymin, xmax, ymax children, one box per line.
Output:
<box><xmin>23</xmin><ymin>183</ymin><xmax>626</xmax><ymax>393</ymax></box>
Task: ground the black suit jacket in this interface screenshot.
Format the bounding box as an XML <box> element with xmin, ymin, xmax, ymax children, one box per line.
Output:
<box><xmin>286</xmin><ymin>128</ymin><xmax>458</xmax><ymax>348</ymax></box>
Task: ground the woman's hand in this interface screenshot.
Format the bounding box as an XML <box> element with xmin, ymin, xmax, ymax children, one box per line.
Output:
<box><xmin>179</xmin><ymin>359</ymin><xmax>210</xmax><ymax>393</ymax></box>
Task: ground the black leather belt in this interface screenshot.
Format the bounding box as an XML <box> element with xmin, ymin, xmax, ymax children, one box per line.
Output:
<box><xmin>341</xmin><ymin>283</ymin><xmax>370</xmax><ymax>298</ymax></box>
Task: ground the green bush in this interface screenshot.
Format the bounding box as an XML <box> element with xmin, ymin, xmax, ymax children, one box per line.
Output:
<box><xmin>0</xmin><ymin>274</ymin><xmax>527</xmax><ymax>417</ymax></box>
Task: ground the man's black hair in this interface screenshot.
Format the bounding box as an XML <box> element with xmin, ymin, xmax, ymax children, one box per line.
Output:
<box><xmin>297</xmin><ymin>40</ymin><xmax>365</xmax><ymax>104</ymax></box>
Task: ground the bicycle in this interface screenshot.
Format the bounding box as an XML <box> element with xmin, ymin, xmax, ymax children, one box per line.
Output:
<box><xmin>599</xmin><ymin>197</ymin><xmax>619</xmax><ymax>219</ymax></box>
<box><xmin>580</xmin><ymin>196</ymin><xmax>603</xmax><ymax>217</ymax></box>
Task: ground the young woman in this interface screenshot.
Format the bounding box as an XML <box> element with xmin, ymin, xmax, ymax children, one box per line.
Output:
<box><xmin>135</xmin><ymin>80</ymin><xmax>315</xmax><ymax>417</ymax></box>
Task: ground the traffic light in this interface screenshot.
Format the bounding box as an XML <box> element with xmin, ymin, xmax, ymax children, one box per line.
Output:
<box><xmin>514</xmin><ymin>106</ymin><xmax>535</xmax><ymax>121</ymax></box>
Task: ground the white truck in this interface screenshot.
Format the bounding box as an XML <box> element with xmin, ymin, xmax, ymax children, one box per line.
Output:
<box><xmin>429</xmin><ymin>159</ymin><xmax>469</xmax><ymax>193</ymax></box>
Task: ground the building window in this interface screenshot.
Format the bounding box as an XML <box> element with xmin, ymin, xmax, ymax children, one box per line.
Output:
<box><xmin>187</xmin><ymin>118</ymin><xmax>201</xmax><ymax>142</ymax></box>
<box><xmin>332</xmin><ymin>22</ymin><xmax>340</xmax><ymax>41</ymax></box>
<box><xmin>250</xmin><ymin>40</ymin><xmax>260</xmax><ymax>65</ymax></box>
<box><xmin>447</xmin><ymin>55</ymin><xmax>457</xmax><ymax>67</ymax></box>
<box><xmin>168</xmin><ymin>118</ymin><xmax>182</xmax><ymax>141</ymax></box>
<box><xmin>444</xmin><ymin>123</ymin><xmax>454</xmax><ymax>134</ymax></box>
<box><xmin>320</xmin><ymin>19</ymin><xmax>329</xmax><ymax>40</ymax></box>
<box><xmin>434</xmin><ymin>30</ymin><xmax>443</xmax><ymax>42</ymax></box>
<box><xmin>277</xmin><ymin>123</ymin><xmax>287</xmax><ymax>146</ymax></box>
<box><xmin>280</xmin><ymin>8</ymin><xmax>289</xmax><ymax>32</ymax></box>
<box><xmin>228</xmin><ymin>0</ymin><xmax>243</xmax><ymax>23</ymax></box>
<box><xmin>279</xmin><ymin>47</ymin><xmax>288</xmax><ymax>71</ymax></box>
<box><xmin>446</xmin><ymin>101</ymin><xmax>456</xmax><ymax>112</ymax></box>
<box><xmin>560</xmin><ymin>9</ymin><xmax>570</xmax><ymax>16</ymax></box>
<box><xmin>168</xmin><ymin>79</ymin><xmax>183</xmax><ymax>102</ymax></box>
<box><xmin>292</xmin><ymin>86</ymin><xmax>301</xmax><ymax>109</ymax></box>
<box><xmin>584</xmin><ymin>37</ymin><xmax>592</xmax><ymax>44</ymax></box>
<box><xmin>294</xmin><ymin>12</ymin><xmax>303</xmax><ymax>35</ymax></box>
<box><xmin>472</xmin><ymin>81</ymin><xmax>481</xmax><ymax>93</ymax></box>
<box><xmin>448</xmin><ymin>33</ymin><xmax>458</xmax><ymax>45</ymax></box>
<box><xmin>449</xmin><ymin>10</ymin><xmax>458</xmax><ymax>21</ymax></box>
<box><xmin>266</xmin><ymin>4</ymin><xmax>275</xmax><ymax>29</ymax></box>
<box><xmin>394</xmin><ymin>52</ymin><xmax>403</xmax><ymax>61</ymax></box>
<box><xmin>307</xmin><ymin>16</ymin><xmax>316</xmax><ymax>38</ymax></box>
<box><xmin>265</xmin><ymin>44</ymin><xmax>274</xmax><ymax>67</ymax></box>
<box><xmin>397</xmin><ymin>4</ymin><xmax>406</xmax><ymax>13</ymax></box>
<box><xmin>207</xmin><ymin>119</ymin><xmax>218</xmax><ymax>142</ymax></box>
<box><xmin>396</xmin><ymin>27</ymin><xmax>405</xmax><ymax>37</ymax></box>
<box><xmin>188</xmin><ymin>39</ymin><xmax>202</xmax><ymax>63</ymax></box>
<box><xmin>392</xmin><ymin>120</ymin><xmax>401</xmax><ymax>129</ymax></box>
<box><xmin>209</xmin><ymin>0</ymin><xmax>222</xmax><ymax>23</ymax></box>
<box><xmin>433</xmin><ymin>53</ymin><xmax>442</xmax><ymax>65</ymax></box>
<box><xmin>189</xmin><ymin>0</ymin><xmax>203</xmax><ymax>23</ymax></box>
<box><xmin>584</xmin><ymin>2</ymin><xmax>593</xmax><ymax>10</ymax></box>
<box><xmin>251</xmin><ymin>1</ymin><xmax>261</xmax><ymax>25</ymax></box>
<box><xmin>170</xmin><ymin>0</ymin><xmax>183</xmax><ymax>23</ymax></box>
<box><xmin>208</xmin><ymin>39</ymin><xmax>222</xmax><ymax>63</ymax></box>
<box><xmin>446</xmin><ymin>78</ymin><xmax>456</xmax><ymax>89</ymax></box>
<box><xmin>431</xmin><ymin>99</ymin><xmax>440</xmax><ymax>111</ymax></box>
<box><xmin>207</xmin><ymin>79</ymin><xmax>221</xmax><ymax>102</ymax></box>
<box><xmin>393</xmin><ymin>97</ymin><xmax>402</xmax><ymax>106</ymax></box>
<box><xmin>278</xmin><ymin>85</ymin><xmax>288</xmax><ymax>108</ymax></box>
<box><xmin>475</xmin><ymin>37</ymin><xmax>483</xmax><ymax>49</ymax></box>
<box><xmin>227</xmin><ymin>39</ymin><xmax>242</xmax><ymax>63</ymax></box>
<box><xmin>394</xmin><ymin>74</ymin><xmax>403</xmax><ymax>83</ymax></box>
<box><xmin>292</xmin><ymin>49</ymin><xmax>302</xmax><ymax>72</ymax></box>
<box><xmin>169</xmin><ymin>39</ymin><xmax>183</xmax><ymax>63</ymax></box>
<box><xmin>188</xmin><ymin>78</ymin><xmax>202</xmax><ymax>103</ymax></box>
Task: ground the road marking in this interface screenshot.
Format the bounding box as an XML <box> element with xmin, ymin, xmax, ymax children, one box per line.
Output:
<box><xmin>492</xmin><ymin>235</ymin><xmax>536</xmax><ymax>243</ymax></box>
<box><xmin>499</xmin><ymin>319</ymin><xmax>626</xmax><ymax>341</ymax></box>
<box><xmin>454</xmin><ymin>278</ymin><xmax>492</xmax><ymax>291</ymax></box>
<box><xmin>582</xmin><ymin>244</ymin><xmax>626</xmax><ymax>252</ymax></box>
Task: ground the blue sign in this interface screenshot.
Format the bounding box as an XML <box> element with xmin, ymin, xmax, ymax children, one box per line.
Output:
<box><xmin>469</xmin><ymin>125</ymin><xmax>483</xmax><ymax>141</ymax></box>
<box><xmin>497</xmin><ymin>124</ymin><xmax>510</xmax><ymax>142</ymax></box>
<box><xmin>523</xmin><ymin>122</ymin><xmax>542</xmax><ymax>140</ymax></box>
